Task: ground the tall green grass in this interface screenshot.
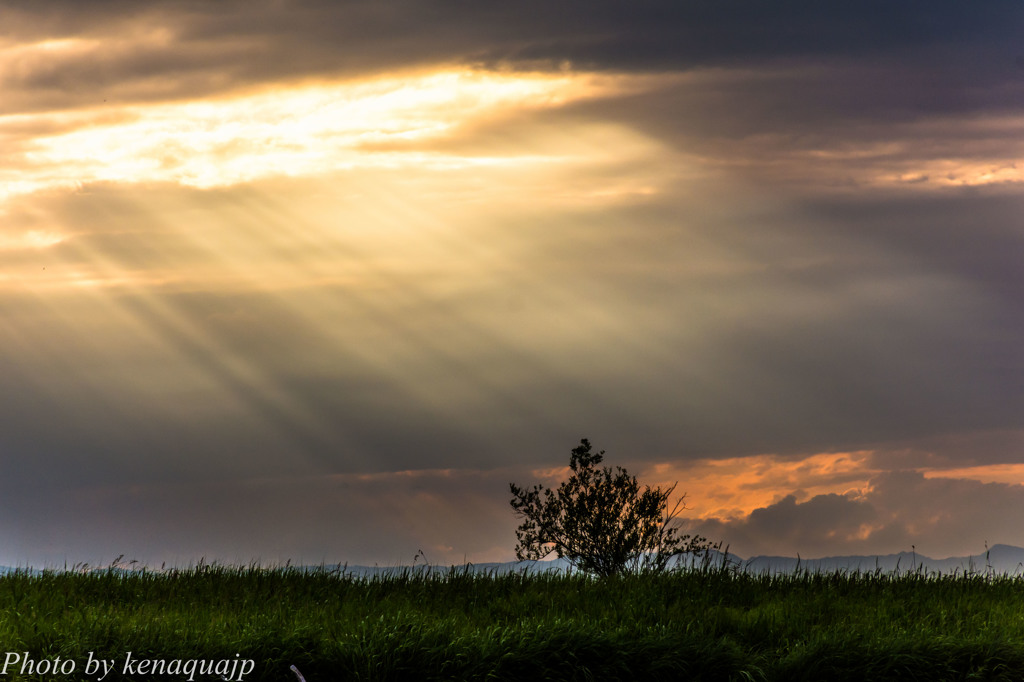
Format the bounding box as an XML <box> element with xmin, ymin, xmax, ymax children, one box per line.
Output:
<box><xmin>2</xmin><ymin>561</ymin><xmax>1024</xmax><ymax>681</ymax></box>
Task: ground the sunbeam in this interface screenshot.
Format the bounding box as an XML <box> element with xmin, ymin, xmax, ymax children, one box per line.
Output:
<box><xmin>2</xmin><ymin>1</ymin><xmax>1024</xmax><ymax>568</ymax></box>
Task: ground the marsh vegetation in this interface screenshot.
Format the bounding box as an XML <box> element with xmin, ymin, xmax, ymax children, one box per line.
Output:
<box><xmin>3</xmin><ymin>560</ymin><xmax>1024</xmax><ymax>681</ymax></box>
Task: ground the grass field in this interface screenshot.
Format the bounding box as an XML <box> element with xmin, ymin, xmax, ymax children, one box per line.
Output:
<box><xmin>2</xmin><ymin>560</ymin><xmax>1024</xmax><ymax>681</ymax></box>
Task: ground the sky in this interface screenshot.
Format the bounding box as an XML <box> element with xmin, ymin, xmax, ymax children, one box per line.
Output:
<box><xmin>1</xmin><ymin>0</ymin><xmax>1023</xmax><ymax>568</ymax></box>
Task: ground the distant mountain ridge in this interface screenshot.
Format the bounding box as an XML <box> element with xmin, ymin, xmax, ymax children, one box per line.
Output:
<box><xmin>7</xmin><ymin>545</ymin><xmax>1024</xmax><ymax>576</ymax></box>
<box><xmin>731</xmin><ymin>544</ymin><xmax>1024</xmax><ymax>576</ymax></box>
<box><xmin>330</xmin><ymin>544</ymin><xmax>1024</xmax><ymax>578</ymax></box>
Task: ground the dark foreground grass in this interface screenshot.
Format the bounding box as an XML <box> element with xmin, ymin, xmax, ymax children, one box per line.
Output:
<box><xmin>2</xmin><ymin>562</ymin><xmax>1024</xmax><ymax>681</ymax></box>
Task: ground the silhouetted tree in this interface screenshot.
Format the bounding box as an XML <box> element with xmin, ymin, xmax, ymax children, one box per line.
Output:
<box><xmin>510</xmin><ymin>438</ymin><xmax>715</xmax><ymax>577</ymax></box>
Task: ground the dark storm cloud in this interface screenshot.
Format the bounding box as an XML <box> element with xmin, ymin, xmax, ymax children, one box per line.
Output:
<box><xmin>554</xmin><ymin>62</ymin><xmax>1024</xmax><ymax>161</ymax></box>
<box><xmin>867</xmin><ymin>430</ymin><xmax>1024</xmax><ymax>470</ymax></box>
<box><xmin>691</xmin><ymin>470</ymin><xmax>1024</xmax><ymax>559</ymax></box>
<box><xmin>799</xmin><ymin>193</ymin><xmax>1024</xmax><ymax>314</ymax></box>
<box><xmin>4</xmin><ymin>171</ymin><xmax>1022</xmax><ymax>481</ymax></box>
<box><xmin>510</xmin><ymin>195</ymin><xmax>1024</xmax><ymax>458</ymax></box>
<box><xmin>3</xmin><ymin>0</ymin><xmax>1022</xmax><ymax>114</ymax></box>
<box><xmin>4</xmin><ymin>0</ymin><xmax>1024</xmax><ymax>566</ymax></box>
<box><xmin>0</xmin><ymin>466</ymin><xmax>521</xmax><ymax>567</ymax></box>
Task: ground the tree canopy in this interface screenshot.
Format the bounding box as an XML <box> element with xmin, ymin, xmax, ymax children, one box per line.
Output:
<box><xmin>510</xmin><ymin>438</ymin><xmax>715</xmax><ymax>577</ymax></box>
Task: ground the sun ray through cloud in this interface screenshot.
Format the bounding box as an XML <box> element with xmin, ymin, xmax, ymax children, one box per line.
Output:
<box><xmin>1</xmin><ymin>1</ymin><xmax>1024</xmax><ymax>567</ymax></box>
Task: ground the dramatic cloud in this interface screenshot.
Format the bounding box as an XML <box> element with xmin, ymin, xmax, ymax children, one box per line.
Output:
<box><xmin>688</xmin><ymin>469</ymin><xmax>1024</xmax><ymax>560</ymax></box>
<box><xmin>0</xmin><ymin>465</ymin><xmax>520</xmax><ymax>567</ymax></box>
<box><xmin>1</xmin><ymin>0</ymin><xmax>1023</xmax><ymax>566</ymax></box>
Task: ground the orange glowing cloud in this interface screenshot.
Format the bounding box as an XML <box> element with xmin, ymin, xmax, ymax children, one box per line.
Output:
<box><xmin>635</xmin><ymin>451</ymin><xmax>880</xmax><ymax>521</ymax></box>
<box><xmin>923</xmin><ymin>463</ymin><xmax>1024</xmax><ymax>486</ymax></box>
<box><xmin>526</xmin><ymin>451</ymin><xmax>881</xmax><ymax>524</ymax></box>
